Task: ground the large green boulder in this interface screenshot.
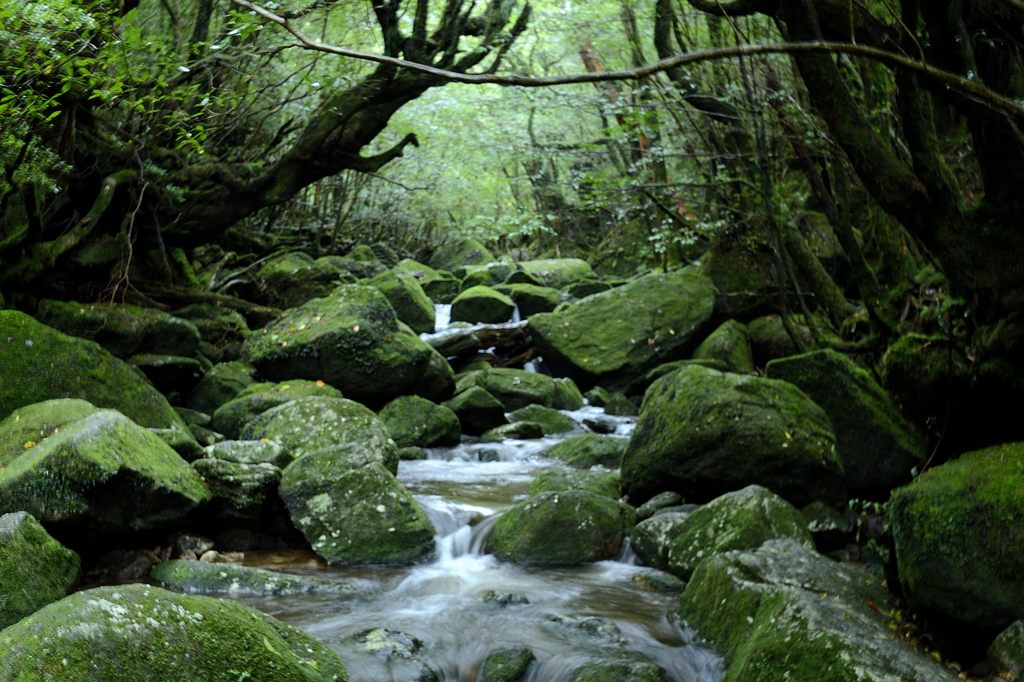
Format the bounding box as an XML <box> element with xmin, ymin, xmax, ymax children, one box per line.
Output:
<box><xmin>279</xmin><ymin>462</ymin><xmax>434</xmax><ymax>565</ymax></box>
<box><xmin>678</xmin><ymin>539</ymin><xmax>958</xmax><ymax>682</ymax></box>
<box><xmin>35</xmin><ymin>299</ymin><xmax>201</xmax><ymax>359</ymax></box>
<box><xmin>451</xmin><ymin>285</ymin><xmax>516</xmax><ymax>324</ymax></box>
<box><xmin>414</xmin><ymin>347</ymin><xmax>457</xmax><ymax>402</ymax></box>
<box><xmin>172</xmin><ymin>303</ymin><xmax>250</xmax><ymax>362</ymax></box>
<box><xmin>528</xmin><ymin>268</ymin><xmax>715</xmax><ymax>388</ymax></box>
<box><xmin>444</xmin><ymin>387</ymin><xmax>507</xmax><ymax>435</ymax></box>
<box><xmin>378</xmin><ymin>395</ymin><xmax>461</xmax><ymax>448</ymax></box>
<box><xmin>243</xmin><ymin>251</ymin><xmax>354</xmax><ymax>309</ymax></box>
<box><xmin>767</xmin><ymin>349</ymin><xmax>925</xmax><ymax>496</ymax></box>
<box><xmin>369</xmin><ymin>271</ymin><xmax>435</xmax><ymax>334</ymax></box>
<box><xmin>692</xmin><ymin>320</ymin><xmax>754</xmax><ymax>373</ymax></box>
<box><xmin>0</xmin><ymin>311</ymin><xmax>188</xmax><ymax>430</ymax></box>
<box><xmin>517</xmin><ymin>258</ymin><xmax>596</xmax><ymax>288</ymax></box>
<box><xmin>242</xmin><ymin>285</ymin><xmax>434</xmax><ymax>406</ymax></box>
<box><xmin>240</xmin><ymin>396</ymin><xmax>396</xmax><ymax>469</ymax></box>
<box><xmin>888</xmin><ymin>442</ymin><xmax>1024</xmax><ymax>631</ymax></box>
<box><xmin>629</xmin><ymin>511</ymin><xmax>692</xmax><ymax>571</ymax></box>
<box><xmin>541</xmin><ymin>434</ymin><xmax>627</xmax><ymax>469</ymax></box>
<box><xmin>0</xmin><ymin>512</ymin><xmax>79</xmax><ymax>628</ymax></box>
<box><xmin>191</xmin><ymin>458</ymin><xmax>282</xmax><ymax>525</ymax></box>
<box><xmin>0</xmin><ymin>584</ymin><xmax>349</xmax><ymax>681</ymax></box>
<box><xmin>487</xmin><ymin>490</ymin><xmax>633</xmax><ymax>565</ymax></box>
<box><xmin>455</xmin><ymin>368</ymin><xmax>568</xmax><ymax>410</ymax></box>
<box><xmin>0</xmin><ymin>400</ymin><xmax>210</xmax><ymax>535</ymax></box>
<box><xmin>429</xmin><ymin>237</ymin><xmax>495</xmax><ymax>271</ymax></box>
<box><xmin>621</xmin><ymin>365</ymin><xmax>843</xmax><ymax>507</ymax></box>
<box><xmin>661</xmin><ymin>485</ymin><xmax>812</xmax><ymax>579</ymax></box>
<box><xmin>989</xmin><ymin>620</ymin><xmax>1024</xmax><ymax>680</ymax></box>
<box><xmin>151</xmin><ymin>559</ymin><xmax>352</xmax><ymax>596</ymax></box>
<box><xmin>527</xmin><ymin>469</ymin><xmax>621</xmax><ymax>499</ymax></box>
<box><xmin>393</xmin><ymin>259</ymin><xmax>461</xmax><ymax>304</ymax></box>
<box><xmin>211</xmin><ymin>379</ymin><xmax>342</xmax><ymax>438</ymax></box>
<box><xmin>186</xmin><ymin>361</ymin><xmax>255</xmax><ymax>415</ymax></box>
<box><xmin>493</xmin><ymin>283</ymin><xmax>564</xmax><ymax>317</ymax></box>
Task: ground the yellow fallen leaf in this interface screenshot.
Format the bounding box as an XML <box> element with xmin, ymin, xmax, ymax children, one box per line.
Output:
<box><xmin>315</xmin><ymin>380</ymin><xmax>326</xmax><ymax>387</ymax></box>
<box><xmin>353</xmin><ymin>324</ymin><xmax>360</xmax><ymax>332</ymax></box>
<box><xmin>23</xmin><ymin>441</ymin><xmax>35</xmax><ymax>449</ymax></box>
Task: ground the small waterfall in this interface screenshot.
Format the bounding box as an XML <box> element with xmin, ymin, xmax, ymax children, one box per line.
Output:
<box><xmin>510</xmin><ymin>304</ymin><xmax>522</xmax><ymax>324</ymax></box>
<box><xmin>434</xmin><ymin>304</ymin><xmax>452</xmax><ymax>332</ymax></box>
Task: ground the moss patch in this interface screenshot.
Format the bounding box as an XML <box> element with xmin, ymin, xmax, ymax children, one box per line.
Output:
<box><xmin>0</xmin><ymin>511</ymin><xmax>79</xmax><ymax>628</ymax></box>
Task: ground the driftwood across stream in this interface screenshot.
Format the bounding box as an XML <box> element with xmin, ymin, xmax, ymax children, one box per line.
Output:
<box><xmin>421</xmin><ymin>320</ymin><xmax>533</xmax><ymax>366</ymax></box>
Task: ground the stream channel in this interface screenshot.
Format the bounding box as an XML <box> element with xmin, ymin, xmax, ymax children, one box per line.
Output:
<box><xmin>236</xmin><ymin>307</ymin><xmax>725</xmax><ymax>682</ymax></box>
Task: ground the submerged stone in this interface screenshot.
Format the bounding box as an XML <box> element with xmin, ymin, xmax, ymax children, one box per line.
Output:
<box><xmin>150</xmin><ymin>559</ymin><xmax>353</xmax><ymax>596</ymax></box>
<box><xmin>480</xmin><ymin>646</ymin><xmax>535</xmax><ymax>682</ymax></box>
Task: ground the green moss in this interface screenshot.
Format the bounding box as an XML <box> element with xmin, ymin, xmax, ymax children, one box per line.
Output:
<box><xmin>246</xmin><ymin>252</ymin><xmax>350</xmax><ymax>309</ymax></box>
<box><xmin>487</xmin><ymin>490</ymin><xmax>632</xmax><ymax>565</ymax></box>
<box><xmin>455</xmin><ymin>368</ymin><xmax>559</xmax><ymax>410</ymax></box>
<box><xmin>172</xmin><ymin>303</ymin><xmax>250</xmax><ymax>360</ymax></box>
<box><xmin>191</xmin><ymin>458</ymin><xmax>281</xmax><ymax>522</ymax></box>
<box><xmin>663</xmin><ymin>485</ymin><xmax>813</xmax><ymax>579</ymax></box>
<box><xmin>212</xmin><ymin>380</ymin><xmax>342</xmax><ymax>438</ymax></box>
<box><xmin>444</xmin><ymin>387</ymin><xmax>507</xmax><ymax>435</ymax></box>
<box><xmin>569</xmin><ymin>661</ymin><xmax>667</xmax><ymax>682</ymax></box>
<box><xmin>428</xmin><ymin>237</ymin><xmax>495</xmax><ymax>271</ymax></box>
<box><xmin>0</xmin><ymin>584</ymin><xmax>348</xmax><ymax>680</ymax></box>
<box><xmin>241</xmin><ymin>396</ymin><xmax>396</xmax><ymax>467</ymax></box>
<box><xmin>528</xmin><ymin>268</ymin><xmax>715</xmax><ymax>388</ymax></box>
<box><xmin>368</xmin><ymin>271</ymin><xmax>435</xmax><ymax>334</ymax></box>
<box><xmin>767</xmin><ymin>349</ymin><xmax>924</xmax><ymax>496</ymax></box>
<box><xmin>481</xmin><ymin>422</ymin><xmax>545</xmax><ymax>442</ymax></box>
<box><xmin>621</xmin><ymin>364</ymin><xmax>843</xmax><ymax>507</ymax></box>
<box><xmin>0</xmin><ymin>311</ymin><xmax>188</xmax><ymax>430</ymax></box>
<box><xmin>692</xmin><ymin>320</ymin><xmax>754</xmax><ymax>374</ymax></box>
<box><xmin>35</xmin><ymin>299</ymin><xmax>201</xmax><ymax>359</ymax></box>
<box><xmin>988</xmin><ymin>620</ymin><xmax>1024</xmax><ymax>679</ymax></box>
<box><xmin>888</xmin><ymin>442</ymin><xmax>1024</xmax><ymax>630</ymax></box>
<box><xmin>0</xmin><ymin>512</ymin><xmax>80</xmax><ymax>628</ymax></box>
<box><xmin>414</xmin><ymin>348</ymin><xmax>456</xmax><ymax>403</ymax></box>
<box><xmin>279</xmin><ymin>463</ymin><xmax>434</xmax><ymax>566</ymax></box>
<box><xmin>493</xmin><ymin>284</ymin><xmax>564</xmax><ymax>317</ymax></box>
<box><xmin>480</xmin><ymin>647</ymin><xmax>535</xmax><ymax>682</ymax></box>
<box><xmin>392</xmin><ymin>259</ymin><xmax>460</xmax><ymax>304</ymax></box>
<box><xmin>151</xmin><ymin>559</ymin><xmax>351</xmax><ymax>596</ymax></box>
<box><xmin>204</xmin><ymin>440</ymin><xmax>289</xmax><ymax>468</ymax></box>
<box><xmin>552</xmin><ymin>377</ymin><xmax>585</xmax><ymax>410</ymax></box>
<box><xmin>583</xmin><ymin>387</ymin><xmax>637</xmax><ymax>416</ymax></box>
<box><xmin>528</xmin><ymin>469</ymin><xmax>622</xmax><ymax>499</ymax></box>
<box><xmin>378</xmin><ymin>396</ymin><xmax>460</xmax><ymax>448</ymax></box>
<box><xmin>540</xmin><ymin>434</ymin><xmax>628</xmax><ymax>469</ymax></box>
<box><xmin>0</xmin><ymin>404</ymin><xmax>210</xmax><ymax>533</ymax></box>
<box><xmin>187</xmin><ymin>361</ymin><xmax>255</xmax><ymax>415</ymax></box>
<box><xmin>507</xmin><ymin>404</ymin><xmax>576</xmax><ymax>435</ymax></box>
<box><xmin>451</xmin><ymin>285</ymin><xmax>516</xmax><ymax>324</ymax></box>
<box><xmin>242</xmin><ymin>285</ymin><xmax>433</xmax><ymax>405</ymax></box>
<box><xmin>517</xmin><ymin>259</ymin><xmax>596</xmax><ymax>288</ymax></box>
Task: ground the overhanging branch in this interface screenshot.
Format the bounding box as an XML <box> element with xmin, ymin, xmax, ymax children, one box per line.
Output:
<box><xmin>231</xmin><ymin>0</ymin><xmax>1024</xmax><ymax>121</ymax></box>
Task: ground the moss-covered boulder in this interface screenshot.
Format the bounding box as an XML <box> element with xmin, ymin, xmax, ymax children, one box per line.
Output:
<box><xmin>203</xmin><ymin>439</ymin><xmax>290</xmax><ymax>468</ymax></box>
<box><xmin>317</xmin><ymin>253</ymin><xmax>385</xmax><ymax>281</ymax></box>
<box><xmin>172</xmin><ymin>303</ymin><xmax>250</xmax><ymax>362</ymax></box>
<box><xmin>493</xmin><ymin>283</ymin><xmax>564</xmax><ymax>317</ymax></box>
<box><xmin>888</xmin><ymin>442</ymin><xmax>1024</xmax><ymax>631</ymax></box>
<box><xmin>553</xmin><ymin>377</ymin><xmax>585</xmax><ymax>411</ymax></box>
<box><xmin>518</xmin><ymin>258</ymin><xmax>596</xmax><ymax>288</ymax></box>
<box><xmin>451</xmin><ymin>285</ymin><xmax>516</xmax><ymax>324</ymax></box>
<box><xmin>0</xmin><ymin>584</ymin><xmax>349</xmax><ymax>681</ymax></box>
<box><xmin>629</xmin><ymin>511</ymin><xmax>691</xmax><ymax>571</ymax></box>
<box><xmin>379</xmin><ymin>396</ymin><xmax>460</xmax><ymax>448</ymax></box>
<box><xmin>528</xmin><ymin>268</ymin><xmax>715</xmax><ymax>388</ymax></box>
<box><xmin>527</xmin><ymin>469</ymin><xmax>621</xmax><ymax>499</ymax></box>
<box><xmin>212</xmin><ymin>379</ymin><xmax>342</xmax><ymax>438</ymax></box>
<box><xmin>692</xmin><ymin>320</ymin><xmax>754</xmax><ymax>374</ymax></box>
<box><xmin>35</xmin><ymin>299</ymin><xmax>201</xmax><ymax>359</ymax></box>
<box><xmin>191</xmin><ymin>458</ymin><xmax>282</xmax><ymax>525</ymax></box>
<box><xmin>187</xmin><ymin>361</ymin><xmax>255</xmax><ymax>415</ymax></box>
<box><xmin>279</xmin><ymin>462</ymin><xmax>434</xmax><ymax>565</ymax></box>
<box><xmin>989</xmin><ymin>620</ymin><xmax>1024</xmax><ymax>680</ymax></box>
<box><xmin>481</xmin><ymin>422</ymin><xmax>545</xmax><ymax>442</ymax></box>
<box><xmin>480</xmin><ymin>647</ymin><xmax>534</xmax><ymax>682</ymax></box>
<box><xmin>455</xmin><ymin>368</ymin><xmax>565</xmax><ymax>410</ymax></box>
<box><xmin>0</xmin><ymin>400</ymin><xmax>210</xmax><ymax>535</ymax></box>
<box><xmin>150</xmin><ymin>559</ymin><xmax>352</xmax><ymax>596</ymax></box>
<box><xmin>0</xmin><ymin>311</ymin><xmax>188</xmax><ymax>430</ymax></box>
<box><xmin>746</xmin><ymin>314</ymin><xmax>830</xmax><ymax>367</ymax></box>
<box><xmin>541</xmin><ymin>434</ymin><xmax>628</xmax><ymax>469</ymax></box>
<box><xmin>566</xmin><ymin>279</ymin><xmax>614</xmax><ymax>299</ymax></box>
<box><xmin>369</xmin><ymin>271</ymin><xmax>435</xmax><ymax>334</ymax></box>
<box><xmin>444</xmin><ymin>387</ymin><xmax>507</xmax><ymax>435</ymax></box>
<box><xmin>507</xmin><ymin>404</ymin><xmax>577</xmax><ymax>435</ymax></box>
<box><xmin>0</xmin><ymin>511</ymin><xmax>79</xmax><ymax>628</ymax></box>
<box><xmin>393</xmin><ymin>259</ymin><xmax>461</xmax><ymax>304</ymax></box>
<box><xmin>241</xmin><ymin>396</ymin><xmax>397</xmax><ymax>469</ymax></box>
<box><xmin>340</xmin><ymin>627</ymin><xmax>439</xmax><ymax>682</ymax></box>
<box><xmin>429</xmin><ymin>237</ymin><xmax>495</xmax><ymax>271</ymax></box>
<box><xmin>767</xmin><ymin>349</ymin><xmax>925</xmax><ymax>496</ymax></box>
<box><xmin>243</xmin><ymin>251</ymin><xmax>355</xmax><ymax>309</ymax></box>
<box><xmin>414</xmin><ymin>347</ymin><xmax>457</xmax><ymax>403</ymax></box>
<box><xmin>242</xmin><ymin>285</ymin><xmax>434</xmax><ymax>406</ymax></box>
<box><xmin>621</xmin><ymin>365</ymin><xmax>843</xmax><ymax>507</ymax></box>
<box><xmin>583</xmin><ymin>387</ymin><xmax>637</xmax><ymax>416</ymax></box>
<box><xmin>678</xmin><ymin>539</ymin><xmax>958</xmax><ymax>682</ymax></box>
<box><xmin>487</xmin><ymin>490</ymin><xmax>632</xmax><ymax>565</ymax></box>
<box><xmin>661</xmin><ymin>485</ymin><xmax>812</xmax><ymax>579</ymax></box>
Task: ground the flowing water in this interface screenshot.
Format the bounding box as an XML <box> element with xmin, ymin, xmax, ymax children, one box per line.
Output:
<box><xmin>237</xmin><ymin>306</ymin><xmax>724</xmax><ymax>681</ymax></box>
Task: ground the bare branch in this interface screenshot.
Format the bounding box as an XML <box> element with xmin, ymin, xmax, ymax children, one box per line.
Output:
<box><xmin>230</xmin><ymin>0</ymin><xmax>1024</xmax><ymax>121</ymax></box>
